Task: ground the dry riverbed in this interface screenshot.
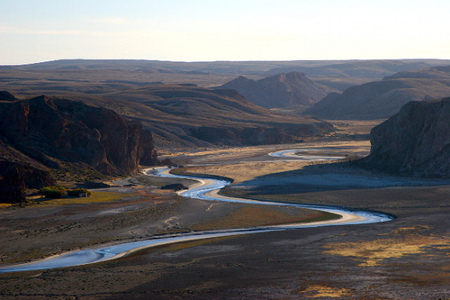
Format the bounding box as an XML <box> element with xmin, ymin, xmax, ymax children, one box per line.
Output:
<box><xmin>0</xmin><ymin>140</ymin><xmax>449</xmax><ymax>299</ymax></box>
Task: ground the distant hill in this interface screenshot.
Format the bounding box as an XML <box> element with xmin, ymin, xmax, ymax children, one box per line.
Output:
<box><xmin>361</xmin><ymin>98</ymin><xmax>450</xmax><ymax>178</ymax></box>
<box><xmin>266</xmin><ymin>60</ymin><xmax>450</xmax><ymax>91</ymax></box>
<box><xmin>3</xmin><ymin>58</ymin><xmax>450</xmax><ymax>90</ymax></box>
<box><xmin>5</xmin><ymin>58</ymin><xmax>450</xmax><ymax>76</ymax></box>
<box><xmin>100</xmin><ymin>84</ymin><xmax>335</xmax><ymax>148</ymax></box>
<box><xmin>217</xmin><ymin>72</ymin><xmax>337</xmax><ymax>108</ymax></box>
<box><xmin>306</xmin><ymin>66</ymin><xmax>450</xmax><ymax>120</ymax></box>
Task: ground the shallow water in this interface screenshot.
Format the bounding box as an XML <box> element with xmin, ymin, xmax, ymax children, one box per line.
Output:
<box><xmin>269</xmin><ymin>149</ymin><xmax>345</xmax><ymax>160</ymax></box>
<box><xmin>0</xmin><ymin>157</ymin><xmax>394</xmax><ymax>273</ymax></box>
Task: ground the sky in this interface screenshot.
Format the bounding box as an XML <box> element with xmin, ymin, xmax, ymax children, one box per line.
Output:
<box><xmin>1</xmin><ymin>0</ymin><xmax>450</xmax><ymax>65</ymax></box>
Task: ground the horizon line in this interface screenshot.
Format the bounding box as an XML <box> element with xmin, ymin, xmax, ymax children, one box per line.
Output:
<box><xmin>3</xmin><ymin>57</ymin><xmax>450</xmax><ymax>67</ymax></box>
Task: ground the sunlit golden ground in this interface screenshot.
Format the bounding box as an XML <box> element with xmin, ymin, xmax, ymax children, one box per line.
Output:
<box><xmin>1</xmin><ymin>140</ymin><xmax>448</xmax><ymax>299</ymax></box>
<box><xmin>190</xmin><ymin>205</ymin><xmax>338</xmax><ymax>231</ymax></box>
<box><xmin>296</xmin><ymin>284</ymin><xmax>352</xmax><ymax>298</ymax></box>
<box><xmin>323</xmin><ymin>225</ymin><xmax>450</xmax><ymax>267</ymax></box>
<box><xmin>177</xmin><ymin>160</ymin><xmax>317</xmax><ymax>184</ymax></box>
<box><xmin>160</xmin><ymin>140</ymin><xmax>371</xmax><ymax>164</ymax></box>
<box><xmin>33</xmin><ymin>191</ymin><xmax>136</xmax><ymax>206</ymax></box>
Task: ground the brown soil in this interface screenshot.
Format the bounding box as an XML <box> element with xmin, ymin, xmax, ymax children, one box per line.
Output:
<box><xmin>0</xmin><ymin>139</ymin><xmax>449</xmax><ymax>299</ymax></box>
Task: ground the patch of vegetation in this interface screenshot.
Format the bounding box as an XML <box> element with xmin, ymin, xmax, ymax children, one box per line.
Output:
<box><xmin>323</xmin><ymin>233</ymin><xmax>450</xmax><ymax>267</ymax></box>
<box><xmin>191</xmin><ymin>205</ymin><xmax>339</xmax><ymax>231</ymax></box>
<box><xmin>136</xmin><ymin>174</ymin><xmax>197</xmax><ymax>188</ymax></box>
<box><xmin>67</xmin><ymin>188</ymin><xmax>92</xmax><ymax>197</ymax></box>
<box><xmin>38</xmin><ymin>185</ymin><xmax>69</xmax><ymax>198</ymax></box>
<box><xmin>41</xmin><ymin>191</ymin><xmax>136</xmax><ymax>205</ymax></box>
<box><xmin>38</xmin><ymin>186</ymin><xmax>91</xmax><ymax>199</ymax></box>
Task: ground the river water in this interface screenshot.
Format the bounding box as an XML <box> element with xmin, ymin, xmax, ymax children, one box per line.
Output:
<box><xmin>0</xmin><ymin>153</ymin><xmax>394</xmax><ymax>273</ymax></box>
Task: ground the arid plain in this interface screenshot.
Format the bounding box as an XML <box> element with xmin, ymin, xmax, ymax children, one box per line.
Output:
<box><xmin>0</xmin><ymin>121</ymin><xmax>448</xmax><ymax>299</ymax></box>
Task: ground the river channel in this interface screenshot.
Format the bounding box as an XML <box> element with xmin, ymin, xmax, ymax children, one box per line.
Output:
<box><xmin>0</xmin><ymin>152</ymin><xmax>394</xmax><ymax>273</ymax></box>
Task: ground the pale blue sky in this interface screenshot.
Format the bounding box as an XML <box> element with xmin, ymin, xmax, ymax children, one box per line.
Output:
<box><xmin>1</xmin><ymin>0</ymin><xmax>449</xmax><ymax>65</ymax></box>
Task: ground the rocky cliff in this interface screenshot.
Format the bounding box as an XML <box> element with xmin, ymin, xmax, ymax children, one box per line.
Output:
<box><xmin>218</xmin><ymin>72</ymin><xmax>335</xmax><ymax>108</ymax></box>
<box><xmin>0</xmin><ymin>95</ymin><xmax>157</xmax><ymax>179</ymax></box>
<box><xmin>0</xmin><ymin>160</ymin><xmax>56</xmax><ymax>203</ymax></box>
<box><xmin>362</xmin><ymin>98</ymin><xmax>450</xmax><ymax>177</ymax></box>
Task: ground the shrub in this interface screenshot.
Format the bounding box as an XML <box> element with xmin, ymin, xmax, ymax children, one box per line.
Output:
<box><xmin>67</xmin><ymin>188</ymin><xmax>91</xmax><ymax>197</ymax></box>
<box><xmin>39</xmin><ymin>186</ymin><xmax>91</xmax><ymax>198</ymax></box>
<box><xmin>39</xmin><ymin>185</ymin><xmax>68</xmax><ymax>198</ymax></box>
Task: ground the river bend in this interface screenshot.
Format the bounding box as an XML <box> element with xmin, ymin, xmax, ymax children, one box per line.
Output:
<box><xmin>0</xmin><ymin>155</ymin><xmax>394</xmax><ymax>273</ymax></box>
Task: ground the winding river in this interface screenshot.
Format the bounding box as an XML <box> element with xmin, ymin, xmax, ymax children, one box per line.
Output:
<box><xmin>269</xmin><ymin>149</ymin><xmax>346</xmax><ymax>161</ymax></box>
<box><xmin>0</xmin><ymin>152</ymin><xmax>394</xmax><ymax>273</ymax></box>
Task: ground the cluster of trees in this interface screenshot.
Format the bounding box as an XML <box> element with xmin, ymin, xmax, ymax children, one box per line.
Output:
<box><xmin>38</xmin><ymin>186</ymin><xmax>91</xmax><ymax>198</ymax></box>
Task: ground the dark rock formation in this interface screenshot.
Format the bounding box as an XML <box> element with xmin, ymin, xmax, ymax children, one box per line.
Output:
<box><xmin>361</xmin><ymin>98</ymin><xmax>450</xmax><ymax>177</ymax></box>
<box><xmin>0</xmin><ymin>91</ymin><xmax>16</xmax><ymax>101</ymax></box>
<box><xmin>0</xmin><ymin>160</ymin><xmax>55</xmax><ymax>203</ymax></box>
<box><xmin>139</xmin><ymin>129</ymin><xmax>159</xmax><ymax>166</ymax></box>
<box><xmin>0</xmin><ymin>94</ymin><xmax>157</xmax><ymax>177</ymax></box>
<box><xmin>218</xmin><ymin>72</ymin><xmax>336</xmax><ymax>108</ymax></box>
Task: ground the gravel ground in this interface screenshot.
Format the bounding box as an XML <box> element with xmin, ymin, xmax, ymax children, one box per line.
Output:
<box><xmin>0</xmin><ymin>141</ymin><xmax>448</xmax><ymax>299</ymax></box>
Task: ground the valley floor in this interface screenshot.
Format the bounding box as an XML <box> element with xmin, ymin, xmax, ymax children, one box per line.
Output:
<box><xmin>0</xmin><ymin>140</ymin><xmax>449</xmax><ymax>299</ymax></box>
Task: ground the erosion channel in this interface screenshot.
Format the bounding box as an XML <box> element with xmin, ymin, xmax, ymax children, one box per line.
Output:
<box><xmin>0</xmin><ymin>150</ymin><xmax>394</xmax><ymax>273</ymax></box>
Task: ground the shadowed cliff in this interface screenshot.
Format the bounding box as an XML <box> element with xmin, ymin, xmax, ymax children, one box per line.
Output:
<box><xmin>361</xmin><ymin>97</ymin><xmax>450</xmax><ymax>178</ymax></box>
<box><xmin>0</xmin><ymin>94</ymin><xmax>158</xmax><ymax>202</ymax></box>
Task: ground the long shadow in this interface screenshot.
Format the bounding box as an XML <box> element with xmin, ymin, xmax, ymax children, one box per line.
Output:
<box><xmin>232</xmin><ymin>160</ymin><xmax>450</xmax><ymax>196</ymax></box>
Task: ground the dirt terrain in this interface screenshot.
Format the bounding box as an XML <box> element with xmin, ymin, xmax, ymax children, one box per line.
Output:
<box><xmin>0</xmin><ymin>135</ymin><xmax>449</xmax><ymax>299</ymax></box>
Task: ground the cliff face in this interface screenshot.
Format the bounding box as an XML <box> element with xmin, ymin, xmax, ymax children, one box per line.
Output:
<box><xmin>218</xmin><ymin>72</ymin><xmax>335</xmax><ymax>108</ymax></box>
<box><xmin>0</xmin><ymin>95</ymin><xmax>157</xmax><ymax>177</ymax></box>
<box><xmin>0</xmin><ymin>160</ymin><xmax>56</xmax><ymax>203</ymax></box>
<box><xmin>362</xmin><ymin>98</ymin><xmax>450</xmax><ymax>177</ymax></box>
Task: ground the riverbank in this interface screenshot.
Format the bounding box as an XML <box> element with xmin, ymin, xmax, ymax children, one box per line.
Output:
<box><xmin>0</xmin><ymin>141</ymin><xmax>448</xmax><ymax>299</ymax></box>
<box><xmin>0</xmin><ymin>165</ymin><xmax>330</xmax><ymax>267</ymax></box>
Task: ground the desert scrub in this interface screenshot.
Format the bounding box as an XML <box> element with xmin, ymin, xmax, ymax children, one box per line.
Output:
<box><xmin>38</xmin><ymin>186</ymin><xmax>92</xmax><ymax>198</ymax></box>
<box><xmin>42</xmin><ymin>191</ymin><xmax>135</xmax><ymax>205</ymax></box>
<box><xmin>38</xmin><ymin>185</ymin><xmax>68</xmax><ymax>198</ymax></box>
<box><xmin>67</xmin><ymin>188</ymin><xmax>91</xmax><ymax>197</ymax></box>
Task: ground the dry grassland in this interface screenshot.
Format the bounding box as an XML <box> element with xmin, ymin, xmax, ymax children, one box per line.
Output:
<box><xmin>34</xmin><ymin>191</ymin><xmax>136</xmax><ymax>206</ymax></box>
<box><xmin>179</xmin><ymin>160</ymin><xmax>316</xmax><ymax>184</ymax></box>
<box><xmin>190</xmin><ymin>205</ymin><xmax>332</xmax><ymax>231</ymax></box>
<box><xmin>323</xmin><ymin>225</ymin><xmax>450</xmax><ymax>267</ymax></box>
<box><xmin>296</xmin><ymin>284</ymin><xmax>352</xmax><ymax>298</ymax></box>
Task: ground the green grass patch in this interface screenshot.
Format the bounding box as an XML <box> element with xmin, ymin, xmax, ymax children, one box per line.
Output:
<box><xmin>37</xmin><ymin>191</ymin><xmax>136</xmax><ymax>206</ymax></box>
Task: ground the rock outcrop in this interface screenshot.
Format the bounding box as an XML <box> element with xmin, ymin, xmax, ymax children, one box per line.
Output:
<box><xmin>0</xmin><ymin>95</ymin><xmax>157</xmax><ymax>177</ymax></box>
<box><xmin>0</xmin><ymin>160</ymin><xmax>56</xmax><ymax>203</ymax></box>
<box><xmin>0</xmin><ymin>91</ymin><xmax>16</xmax><ymax>101</ymax></box>
<box><xmin>362</xmin><ymin>98</ymin><xmax>450</xmax><ymax>177</ymax></box>
<box><xmin>218</xmin><ymin>72</ymin><xmax>336</xmax><ymax>108</ymax></box>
